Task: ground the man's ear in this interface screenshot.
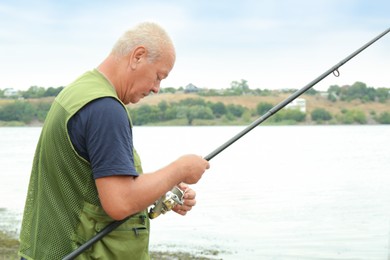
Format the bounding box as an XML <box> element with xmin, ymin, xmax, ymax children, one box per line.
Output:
<box><xmin>130</xmin><ymin>46</ymin><xmax>147</xmax><ymax>69</ymax></box>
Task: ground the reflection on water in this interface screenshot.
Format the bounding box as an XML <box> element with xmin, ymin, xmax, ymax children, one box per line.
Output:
<box><xmin>1</xmin><ymin>126</ymin><xmax>390</xmax><ymax>259</ymax></box>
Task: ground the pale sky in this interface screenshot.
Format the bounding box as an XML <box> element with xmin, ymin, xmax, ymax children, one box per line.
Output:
<box><xmin>0</xmin><ymin>0</ymin><xmax>389</xmax><ymax>91</ymax></box>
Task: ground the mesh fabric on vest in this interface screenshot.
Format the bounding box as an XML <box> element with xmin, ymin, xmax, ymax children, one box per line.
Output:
<box><xmin>19</xmin><ymin>101</ymin><xmax>100</xmax><ymax>259</ymax></box>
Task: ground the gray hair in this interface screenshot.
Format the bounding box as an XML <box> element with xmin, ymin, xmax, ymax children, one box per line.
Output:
<box><xmin>111</xmin><ymin>22</ymin><xmax>175</xmax><ymax>62</ymax></box>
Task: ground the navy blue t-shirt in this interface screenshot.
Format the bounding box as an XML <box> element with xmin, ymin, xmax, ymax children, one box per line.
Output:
<box><xmin>67</xmin><ymin>97</ymin><xmax>138</xmax><ymax>179</ymax></box>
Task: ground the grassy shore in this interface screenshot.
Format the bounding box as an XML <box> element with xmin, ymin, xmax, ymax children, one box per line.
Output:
<box><xmin>0</xmin><ymin>231</ymin><xmax>19</xmax><ymax>260</ymax></box>
<box><xmin>0</xmin><ymin>231</ymin><xmax>221</xmax><ymax>260</ymax></box>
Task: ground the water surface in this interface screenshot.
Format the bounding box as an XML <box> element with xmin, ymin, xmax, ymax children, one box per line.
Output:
<box><xmin>1</xmin><ymin>126</ymin><xmax>390</xmax><ymax>259</ymax></box>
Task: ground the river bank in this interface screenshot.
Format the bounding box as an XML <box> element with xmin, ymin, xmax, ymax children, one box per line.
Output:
<box><xmin>0</xmin><ymin>231</ymin><xmax>19</xmax><ymax>259</ymax></box>
<box><xmin>0</xmin><ymin>230</ymin><xmax>221</xmax><ymax>260</ymax></box>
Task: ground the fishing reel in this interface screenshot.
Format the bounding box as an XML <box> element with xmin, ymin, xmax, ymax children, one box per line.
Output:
<box><xmin>148</xmin><ymin>186</ymin><xmax>184</xmax><ymax>219</ymax></box>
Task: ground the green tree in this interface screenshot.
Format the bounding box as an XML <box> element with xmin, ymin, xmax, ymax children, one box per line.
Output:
<box><xmin>327</xmin><ymin>85</ymin><xmax>340</xmax><ymax>102</ymax></box>
<box><xmin>0</xmin><ymin>101</ymin><xmax>35</xmax><ymax>123</ymax></box>
<box><xmin>229</xmin><ymin>79</ymin><xmax>249</xmax><ymax>95</ymax></box>
<box><xmin>377</xmin><ymin>112</ymin><xmax>390</xmax><ymax>124</ymax></box>
<box><xmin>21</xmin><ymin>86</ymin><xmax>46</xmax><ymax>98</ymax></box>
<box><xmin>311</xmin><ymin>108</ymin><xmax>332</xmax><ymax>122</ymax></box>
<box><xmin>347</xmin><ymin>82</ymin><xmax>369</xmax><ymax>101</ymax></box>
<box><xmin>376</xmin><ymin>88</ymin><xmax>389</xmax><ymax>103</ymax></box>
<box><xmin>273</xmin><ymin>109</ymin><xmax>306</xmax><ymax>123</ymax></box>
<box><xmin>338</xmin><ymin>82</ymin><xmax>378</xmax><ymax>102</ymax></box>
<box><xmin>158</xmin><ymin>100</ymin><xmax>168</xmax><ymax>113</ymax></box>
<box><xmin>178</xmin><ymin>105</ymin><xmax>214</xmax><ymax>125</ymax></box>
<box><xmin>34</xmin><ymin>102</ymin><xmax>52</xmax><ymax>122</ymax></box>
<box><xmin>226</xmin><ymin>104</ymin><xmax>245</xmax><ymax>118</ymax></box>
<box><xmin>327</xmin><ymin>92</ymin><xmax>337</xmax><ymax>102</ymax></box>
<box><xmin>339</xmin><ymin>109</ymin><xmax>366</xmax><ymax>124</ymax></box>
<box><xmin>284</xmin><ymin>109</ymin><xmax>306</xmax><ymax>122</ymax></box>
<box><xmin>44</xmin><ymin>86</ymin><xmax>64</xmax><ymax>97</ymax></box>
<box><xmin>305</xmin><ymin>88</ymin><xmax>318</xmax><ymax>96</ymax></box>
<box><xmin>164</xmin><ymin>106</ymin><xmax>180</xmax><ymax>121</ymax></box>
<box><xmin>131</xmin><ymin>104</ymin><xmax>161</xmax><ymax>125</ymax></box>
<box><xmin>256</xmin><ymin>102</ymin><xmax>273</xmax><ymax>116</ymax></box>
<box><xmin>210</xmin><ymin>102</ymin><xmax>226</xmax><ymax>118</ymax></box>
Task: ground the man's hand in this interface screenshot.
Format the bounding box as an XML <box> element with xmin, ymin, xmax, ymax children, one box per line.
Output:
<box><xmin>172</xmin><ymin>183</ymin><xmax>196</xmax><ymax>216</ymax></box>
<box><xmin>172</xmin><ymin>155</ymin><xmax>210</xmax><ymax>184</ymax></box>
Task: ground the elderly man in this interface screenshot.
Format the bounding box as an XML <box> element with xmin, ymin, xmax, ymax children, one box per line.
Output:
<box><xmin>18</xmin><ymin>22</ymin><xmax>210</xmax><ymax>260</ymax></box>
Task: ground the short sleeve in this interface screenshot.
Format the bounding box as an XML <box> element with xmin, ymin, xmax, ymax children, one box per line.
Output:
<box><xmin>67</xmin><ymin>97</ymin><xmax>139</xmax><ymax>179</ymax></box>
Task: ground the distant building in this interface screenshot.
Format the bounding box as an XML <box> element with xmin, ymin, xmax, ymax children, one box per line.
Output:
<box><xmin>3</xmin><ymin>88</ymin><xmax>19</xmax><ymax>98</ymax></box>
<box><xmin>285</xmin><ymin>98</ymin><xmax>306</xmax><ymax>113</ymax></box>
<box><xmin>184</xmin><ymin>83</ymin><xmax>199</xmax><ymax>93</ymax></box>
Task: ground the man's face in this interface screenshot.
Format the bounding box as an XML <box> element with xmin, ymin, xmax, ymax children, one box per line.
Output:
<box><xmin>123</xmin><ymin>49</ymin><xmax>175</xmax><ymax>104</ymax></box>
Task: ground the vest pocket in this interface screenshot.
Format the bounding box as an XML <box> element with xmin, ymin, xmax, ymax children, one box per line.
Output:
<box><xmin>72</xmin><ymin>202</ymin><xmax>150</xmax><ymax>260</ymax></box>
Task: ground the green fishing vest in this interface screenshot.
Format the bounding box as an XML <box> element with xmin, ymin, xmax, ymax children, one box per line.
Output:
<box><xmin>18</xmin><ymin>69</ymin><xmax>150</xmax><ymax>260</ymax></box>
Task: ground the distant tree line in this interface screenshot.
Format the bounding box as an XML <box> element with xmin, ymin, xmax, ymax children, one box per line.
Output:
<box><xmin>1</xmin><ymin>80</ymin><xmax>388</xmax><ymax>101</ymax></box>
<box><xmin>0</xmin><ymin>81</ymin><xmax>389</xmax><ymax>125</ymax></box>
<box><xmin>0</xmin><ymin>101</ymin><xmax>51</xmax><ymax>124</ymax></box>
<box><xmin>0</xmin><ymin>86</ymin><xmax>64</xmax><ymax>99</ymax></box>
<box><xmin>128</xmin><ymin>98</ymin><xmax>390</xmax><ymax>125</ymax></box>
<box><xmin>327</xmin><ymin>82</ymin><xmax>389</xmax><ymax>103</ymax></box>
<box><xmin>130</xmin><ymin>98</ymin><xmax>251</xmax><ymax>125</ymax></box>
<box><xmin>161</xmin><ymin>80</ymin><xmax>388</xmax><ymax>102</ymax></box>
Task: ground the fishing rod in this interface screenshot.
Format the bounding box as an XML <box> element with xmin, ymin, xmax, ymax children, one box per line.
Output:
<box><xmin>204</xmin><ymin>27</ymin><xmax>389</xmax><ymax>161</ymax></box>
<box><xmin>62</xmin><ymin>27</ymin><xmax>390</xmax><ymax>260</ymax></box>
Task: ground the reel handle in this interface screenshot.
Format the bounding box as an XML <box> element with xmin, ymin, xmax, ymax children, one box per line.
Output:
<box><xmin>148</xmin><ymin>186</ymin><xmax>184</xmax><ymax>219</ymax></box>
